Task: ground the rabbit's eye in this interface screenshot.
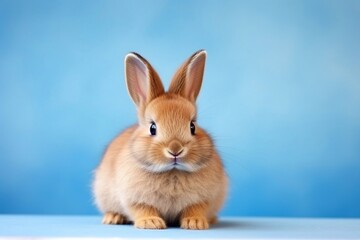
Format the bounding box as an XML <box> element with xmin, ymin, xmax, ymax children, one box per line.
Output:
<box><xmin>150</xmin><ymin>122</ymin><xmax>157</xmax><ymax>136</ymax></box>
<box><xmin>190</xmin><ymin>121</ymin><xmax>196</xmax><ymax>135</ymax></box>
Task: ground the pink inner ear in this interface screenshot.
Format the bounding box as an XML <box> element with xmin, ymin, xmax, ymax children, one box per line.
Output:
<box><xmin>135</xmin><ymin>82</ymin><xmax>146</xmax><ymax>102</ymax></box>
<box><xmin>185</xmin><ymin>52</ymin><xmax>206</xmax><ymax>101</ymax></box>
<box><xmin>134</xmin><ymin>67</ymin><xmax>147</xmax><ymax>102</ymax></box>
<box><xmin>127</xmin><ymin>55</ymin><xmax>149</xmax><ymax>104</ymax></box>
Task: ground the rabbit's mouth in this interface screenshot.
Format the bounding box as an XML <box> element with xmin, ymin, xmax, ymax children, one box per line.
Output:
<box><xmin>169</xmin><ymin>156</ymin><xmax>182</xmax><ymax>167</ymax></box>
<box><xmin>136</xmin><ymin>148</ymin><xmax>204</xmax><ymax>173</ymax></box>
<box><xmin>170</xmin><ymin>160</ymin><xmax>191</xmax><ymax>171</ymax></box>
<box><xmin>167</xmin><ymin>153</ymin><xmax>187</xmax><ymax>168</ymax></box>
<box><xmin>168</xmin><ymin>158</ymin><xmax>203</xmax><ymax>172</ymax></box>
<box><xmin>171</xmin><ymin>158</ymin><xmax>185</xmax><ymax>169</ymax></box>
<box><xmin>140</xmin><ymin>157</ymin><xmax>202</xmax><ymax>173</ymax></box>
<box><xmin>172</xmin><ymin>157</ymin><xmax>179</xmax><ymax>165</ymax></box>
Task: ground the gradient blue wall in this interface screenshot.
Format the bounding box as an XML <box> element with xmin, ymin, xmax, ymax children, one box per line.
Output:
<box><xmin>1</xmin><ymin>0</ymin><xmax>359</xmax><ymax>217</ymax></box>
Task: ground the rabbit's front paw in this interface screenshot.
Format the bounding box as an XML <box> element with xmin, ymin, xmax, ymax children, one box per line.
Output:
<box><xmin>102</xmin><ymin>212</ymin><xmax>127</xmax><ymax>225</ymax></box>
<box><xmin>135</xmin><ymin>216</ymin><xmax>167</xmax><ymax>229</ymax></box>
<box><xmin>181</xmin><ymin>217</ymin><xmax>209</xmax><ymax>230</ymax></box>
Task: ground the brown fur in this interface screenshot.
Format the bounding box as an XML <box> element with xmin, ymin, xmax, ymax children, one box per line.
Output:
<box><xmin>93</xmin><ymin>50</ymin><xmax>228</xmax><ymax>230</ymax></box>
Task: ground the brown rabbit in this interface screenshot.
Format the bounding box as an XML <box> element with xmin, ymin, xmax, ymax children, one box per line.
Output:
<box><xmin>93</xmin><ymin>50</ymin><xmax>228</xmax><ymax>230</ymax></box>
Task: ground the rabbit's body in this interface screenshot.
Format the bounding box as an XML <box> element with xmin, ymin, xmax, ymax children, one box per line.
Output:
<box><xmin>94</xmin><ymin>129</ymin><xmax>226</xmax><ymax>225</ymax></box>
<box><xmin>93</xmin><ymin>51</ymin><xmax>227</xmax><ymax>230</ymax></box>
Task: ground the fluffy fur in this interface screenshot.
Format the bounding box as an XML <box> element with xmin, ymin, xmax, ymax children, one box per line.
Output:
<box><xmin>93</xmin><ymin>50</ymin><xmax>228</xmax><ymax>230</ymax></box>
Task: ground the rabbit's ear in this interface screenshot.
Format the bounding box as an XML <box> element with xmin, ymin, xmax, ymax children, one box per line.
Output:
<box><xmin>168</xmin><ymin>50</ymin><xmax>206</xmax><ymax>102</ymax></box>
<box><xmin>125</xmin><ymin>53</ymin><xmax>164</xmax><ymax>107</ymax></box>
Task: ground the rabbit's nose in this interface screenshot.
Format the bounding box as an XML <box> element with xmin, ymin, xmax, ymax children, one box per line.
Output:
<box><xmin>168</xmin><ymin>149</ymin><xmax>184</xmax><ymax>157</ymax></box>
<box><xmin>167</xmin><ymin>140</ymin><xmax>184</xmax><ymax>157</ymax></box>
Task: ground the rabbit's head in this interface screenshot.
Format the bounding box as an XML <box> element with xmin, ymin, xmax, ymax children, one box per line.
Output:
<box><xmin>125</xmin><ymin>50</ymin><xmax>214</xmax><ymax>173</ymax></box>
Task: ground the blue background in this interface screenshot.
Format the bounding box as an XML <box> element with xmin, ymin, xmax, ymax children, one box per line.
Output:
<box><xmin>0</xmin><ymin>0</ymin><xmax>359</xmax><ymax>218</ymax></box>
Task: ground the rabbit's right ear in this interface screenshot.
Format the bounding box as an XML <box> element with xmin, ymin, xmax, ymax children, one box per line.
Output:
<box><xmin>125</xmin><ymin>53</ymin><xmax>164</xmax><ymax>108</ymax></box>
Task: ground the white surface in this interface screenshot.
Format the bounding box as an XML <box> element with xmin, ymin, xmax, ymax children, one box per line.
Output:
<box><xmin>0</xmin><ymin>215</ymin><xmax>359</xmax><ymax>239</ymax></box>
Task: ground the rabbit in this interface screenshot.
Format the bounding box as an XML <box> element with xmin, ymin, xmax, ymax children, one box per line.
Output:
<box><xmin>93</xmin><ymin>50</ymin><xmax>228</xmax><ymax>230</ymax></box>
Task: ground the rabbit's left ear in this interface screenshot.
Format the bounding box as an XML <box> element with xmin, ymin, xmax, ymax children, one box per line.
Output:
<box><xmin>168</xmin><ymin>50</ymin><xmax>206</xmax><ymax>102</ymax></box>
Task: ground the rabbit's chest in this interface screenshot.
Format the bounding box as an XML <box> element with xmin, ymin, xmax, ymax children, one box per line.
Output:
<box><xmin>150</xmin><ymin>174</ymin><xmax>204</xmax><ymax>218</ymax></box>
<box><xmin>138</xmin><ymin>173</ymin><xmax>205</xmax><ymax>205</ymax></box>
<box><xmin>157</xmin><ymin>174</ymin><xmax>188</xmax><ymax>196</ymax></box>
